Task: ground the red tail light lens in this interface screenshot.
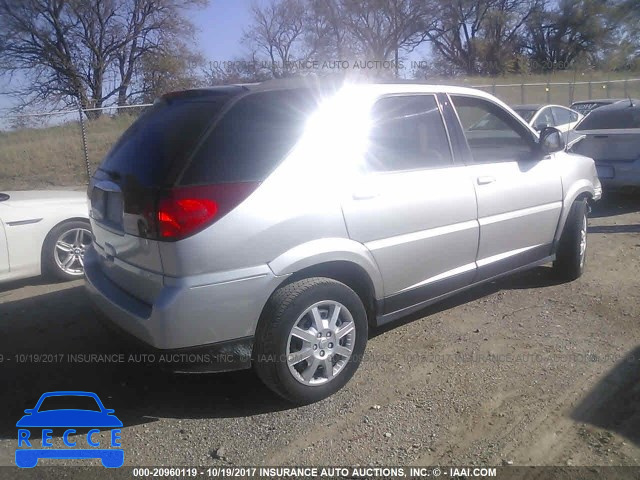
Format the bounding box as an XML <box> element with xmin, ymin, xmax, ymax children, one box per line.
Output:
<box><xmin>157</xmin><ymin>183</ymin><xmax>260</xmax><ymax>240</ymax></box>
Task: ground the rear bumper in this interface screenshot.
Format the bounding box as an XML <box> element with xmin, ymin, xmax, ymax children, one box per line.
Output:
<box><xmin>84</xmin><ymin>246</ymin><xmax>283</xmax><ymax>356</ymax></box>
<box><xmin>596</xmin><ymin>160</ymin><xmax>640</xmax><ymax>189</ymax></box>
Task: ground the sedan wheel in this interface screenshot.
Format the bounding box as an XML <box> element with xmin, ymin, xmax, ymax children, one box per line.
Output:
<box><xmin>42</xmin><ymin>220</ymin><xmax>92</xmax><ymax>281</ymax></box>
<box><xmin>54</xmin><ymin>227</ymin><xmax>91</xmax><ymax>276</ymax></box>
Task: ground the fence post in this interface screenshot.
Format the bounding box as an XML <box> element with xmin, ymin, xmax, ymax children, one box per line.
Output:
<box><xmin>520</xmin><ymin>83</ymin><xmax>525</xmax><ymax>104</ymax></box>
<box><xmin>569</xmin><ymin>82</ymin><xmax>574</xmax><ymax>105</ymax></box>
<box><xmin>588</xmin><ymin>81</ymin><xmax>592</xmax><ymax>100</ymax></box>
<box><xmin>624</xmin><ymin>78</ymin><xmax>628</xmax><ymax>97</ymax></box>
<box><xmin>77</xmin><ymin>104</ymin><xmax>91</xmax><ymax>183</ymax></box>
<box><xmin>546</xmin><ymin>82</ymin><xmax>551</xmax><ymax>103</ymax></box>
<box><xmin>491</xmin><ymin>83</ymin><xmax>496</xmax><ymax>95</ymax></box>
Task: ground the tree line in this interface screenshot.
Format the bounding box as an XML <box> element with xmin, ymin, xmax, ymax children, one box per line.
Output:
<box><xmin>215</xmin><ymin>0</ymin><xmax>639</xmax><ymax>82</ymax></box>
<box><xmin>1</xmin><ymin>0</ymin><xmax>639</xmax><ymax>115</ymax></box>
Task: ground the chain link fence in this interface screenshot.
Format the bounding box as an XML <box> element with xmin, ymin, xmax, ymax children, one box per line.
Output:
<box><xmin>1</xmin><ymin>77</ymin><xmax>640</xmax><ymax>191</ymax></box>
<box><xmin>472</xmin><ymin>78</ymin><xmax>640</xmax><ymax>106</ymax></box>
<box><xmin>0</xmin><ymin>104</ymin><xmax>151</xmax><ymax>190</ymax></box>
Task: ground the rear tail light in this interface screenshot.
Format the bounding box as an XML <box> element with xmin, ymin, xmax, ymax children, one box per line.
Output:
<box><xmin>155</xmin><ymin>183</ymin><xmax>260</xmax><ymax>240</ymax></box>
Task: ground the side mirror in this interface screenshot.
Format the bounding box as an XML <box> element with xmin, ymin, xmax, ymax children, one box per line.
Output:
<box><xmin>534</xmin><ymin>122</ymin><xmax>549</xmax><ymax>132</ymax></box>
<box><xmin>24</xmin><ymin>409</ymin><xmax>34</xmax><ymax>414</ymax></box>
<box><xmin>539</xmin><ymin>127</ymin><xmax>565</xmax><ymax>154</ymax></box>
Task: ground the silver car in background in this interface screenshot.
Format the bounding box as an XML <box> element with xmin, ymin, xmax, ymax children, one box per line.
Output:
<box><xmin>85</xmin><ymin>80</ymin><xmax>601</xmax><ymax>404</ymax></box>
<box><xmin>569</xmin><ymin>100</ymin><xmax>640</xmax><ymax>191</ymax></box>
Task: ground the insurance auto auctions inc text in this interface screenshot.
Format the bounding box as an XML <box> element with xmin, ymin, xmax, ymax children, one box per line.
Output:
<box><xmin>202</xmin><ymin>466</ymin><xmax>497</xmax><ymax>478</ymax></box>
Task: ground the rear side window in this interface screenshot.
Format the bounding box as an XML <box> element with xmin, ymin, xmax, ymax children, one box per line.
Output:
<box><xmin>451</xmin><ymin>95</ymin><xmax>535</xmax><ymax>163</ymax></box>
<box><xmin>576</xmin><ymin>107</ymin><xmax>640</xmax><ymax>130</ymax></box>
<box><xmin>534</xmin><ymin>107</ymin><xmax>555</xmax><ymax>129</ymax></box>
<box><xmin>366</xmin><ymin>95</ymin><xmax>452</xmax><ymax>172</ymax></box>
<box><xmin>180</xmin><ymin>90</ymin><xmax>322</xmax><ymax>185</ymax></box>
<box><xmin>100</xmin><ymin>95</ymin><xmax>233</xmax><ymax>187</ymax></box>
<box><xmin>552</xmin><ymin>107</ymin><xmax>572</xmax><ymax>125</ymax></box>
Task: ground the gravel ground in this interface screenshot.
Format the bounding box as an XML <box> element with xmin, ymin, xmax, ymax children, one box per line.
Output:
<box><xmin>0</xmin><ymin>193</ymin><xmax>639</xmax><ymax>476</ymax></box>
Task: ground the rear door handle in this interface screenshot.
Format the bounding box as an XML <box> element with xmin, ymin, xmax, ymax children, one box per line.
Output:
<box><xmin>477</xmin><ymin>176</ymin><xmax>496</xmax><ymax>185</ymax></box>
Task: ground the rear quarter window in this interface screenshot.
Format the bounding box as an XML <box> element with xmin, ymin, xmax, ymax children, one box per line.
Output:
<box><xmin>180</xmin><ymin>90</ymin><xmax>322</xmax><ymax>185</ymax></box>
<box><xmin>99</xmin><ymin>95</ymin><xmax>233</xmax><ymax>187</ymax></box>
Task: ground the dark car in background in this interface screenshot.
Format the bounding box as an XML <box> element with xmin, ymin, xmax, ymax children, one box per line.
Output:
<box><xmin>570</xmin><ymin>98</ymin><xmax>632</xmax><ymax>116</ymax></box>
<box><xmin>569</xmin><ymin>100</ymin><xmax>640</xmax><ymax>191</ymax></box>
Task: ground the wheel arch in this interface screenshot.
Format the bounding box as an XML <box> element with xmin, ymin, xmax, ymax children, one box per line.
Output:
<box><xmin>275</xmin><ymin>260</ymin><xmax>379</xmax><ymax>327</ymax></box>
<box><xmin>554</xmin><ymin>183</ymin><xmax>594</xmax><ymax>246</ymax></box>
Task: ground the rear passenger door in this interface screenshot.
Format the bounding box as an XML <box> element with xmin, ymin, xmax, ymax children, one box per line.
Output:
<box><xmin>342</xmin><ymin>94</ymin><xmax>479</xmax><ymax>314</ymax></box>
<box><xmin>448</xmin><ymin>95</ymin><xmax>563</xmax><ymax>282</ymax></box>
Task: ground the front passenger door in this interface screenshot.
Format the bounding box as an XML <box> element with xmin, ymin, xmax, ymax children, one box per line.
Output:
<box><xmin>448</xmin><ymin>95</ymin><xmax>563</xmax><ymax>282</ymax></box>
<box><xmin>342</xmin><ymin>94</ymin><xmax>479</xmax><ymax>314</ymax></box>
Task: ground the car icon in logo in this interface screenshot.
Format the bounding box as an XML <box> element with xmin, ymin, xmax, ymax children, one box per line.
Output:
<box><xmin>16</xmin><ymin>391</ymin><xmax>123</xmax><ymax>468</ymax></box>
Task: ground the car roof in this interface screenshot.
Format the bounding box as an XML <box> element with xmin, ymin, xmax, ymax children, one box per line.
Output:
<box><xmin>587</xmin><ymin>99</ymin><xmax>639</xmax><ymax>112</ymax></box>
<box><xmin>570</xmin><ymin>98</ymin><xmax>628</xmax><ymax>105</ymax></box>
<box><xmin>513</xmin><ymin>104</ymin><xmax>543</xmax><ymax>110</ymax></box>
<box><xmin>168</xmin><ymin>77</ymin><xmax>510</xmax><ymax>103</ymax></box>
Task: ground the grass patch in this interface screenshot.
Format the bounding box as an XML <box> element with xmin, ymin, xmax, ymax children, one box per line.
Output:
<box><xmin>0</xmin><ymin>114</ymin><xmax>136</xmax><ymax>190</ymax></box>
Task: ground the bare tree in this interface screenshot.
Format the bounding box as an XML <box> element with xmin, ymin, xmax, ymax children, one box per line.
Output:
<box><xmin>524</xmin><ymin>0</ymin><xmax>613</xmax><ymax>73</ymax></box>
<box><xmin>423</xmin><ymin>0</ymin><xmax>537</xmax><ymax>76</ymax></box>
<box><xmin>334</xmin><ymin>0</ymin><xmax>436</xmax><ymax>72</ymax></box>
<box><xmin>243</xmin><ymin>0</ymin><xmax>312</xmax><ymax>78</ymax></box>
<box><xmin>0</xmin><ymin>0</ymin><xmax>206</xmax><ymax>115</ymax></box>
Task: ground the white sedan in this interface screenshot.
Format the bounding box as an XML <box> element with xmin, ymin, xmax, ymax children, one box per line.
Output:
<box><xmin>512</xmin><ymin>104</ymin><xmax>583</xmax><ymax>133</ymax></box>
<box><xmin>0</xmin><ymin>190</ymin><xmax>90</xmax><ymax>283</ymax></box>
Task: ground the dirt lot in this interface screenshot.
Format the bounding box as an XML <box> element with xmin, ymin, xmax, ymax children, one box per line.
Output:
<box><xmin>0</xmin><ymin>194</ymin><xmax>639</xmax><ymax>474</ymax></box>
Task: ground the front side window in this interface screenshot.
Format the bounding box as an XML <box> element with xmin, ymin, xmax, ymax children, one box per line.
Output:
<box><xmin>451</xmin><ymin>95</ymin><xmax>536</xmax><ymax>163</ymax></box>
<box><xmin>367</xmin><ymin>95</ymin><xmax>452</xmax><ymax>172</ymax></box>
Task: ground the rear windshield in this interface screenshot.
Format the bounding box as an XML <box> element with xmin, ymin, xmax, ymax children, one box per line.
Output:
<box><xmin>576</xmin><ymin>107</ymin><xmax>640</xmax><ymax>130</ymax></box>
<box><xmin>179</xmin><ymin>89</ymin><xmax>322</xmax><ymax>185</ymax></box>
<box><xmin>99</xmin><ymin>93</ymin><xmax>235</xmax><ymax>186</ymax></box>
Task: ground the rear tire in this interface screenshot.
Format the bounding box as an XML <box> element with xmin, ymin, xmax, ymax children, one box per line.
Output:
<box><xmin>42</xmin><ymin>220</ymin><xmax>92</xmax><ymax>281</ymax></box>
<box><xmin>553</xmin><ymin>199</ymin><xmax>588</xmax><ymax>281</ymax></box>
<box><xmin>253</xmin><ymin>277</ymin><xmax>368</xmax><ymax>404</ymax></box>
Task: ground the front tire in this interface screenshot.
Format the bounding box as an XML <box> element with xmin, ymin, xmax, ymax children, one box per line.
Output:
<box><xmin>253</xmin><ymin>277</ymin><xmax>368</xmax><ymax>404</ymax></box>
<box><xmin>553</xmin><ymin>199</ymin><xmax>588</xmax><ymax>281</ymax></box>
<box><xmin>42</xmin><ymin>220</ymin><xmax>92</xmax><ymax>281</ymax></box>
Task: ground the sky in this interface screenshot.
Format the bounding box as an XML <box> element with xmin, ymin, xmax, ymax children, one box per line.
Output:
<box><xmin>188</xmin><ymin>0</ymin><xmax>257</xmax><ymax>63</ymax></box>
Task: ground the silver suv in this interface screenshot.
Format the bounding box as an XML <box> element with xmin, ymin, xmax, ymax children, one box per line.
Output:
<box><xmin>85</xmin><ymin>80</ymin><xmax>601</xmax><ymax>404</ymax></box>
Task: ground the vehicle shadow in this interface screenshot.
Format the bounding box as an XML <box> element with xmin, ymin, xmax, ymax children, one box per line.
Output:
<box><xmin>588</xmin><ymin>224</ymin><xmax>640</xmax><ymax>234</ymax></box>
<box><xmin>570</xmin><ymin>346</ymin><xmax>640</xmax><ymax>446</ymax></box>
<box><xmin>0</xmin><ymin>276</ymin><xmax>54</xmax><ymax>294</ymax></box>
<box><xmin>590</xmin><ymin>192</ymin><xmax>640</xmax><ymax>219</ymax></box>
<box><xmin>0</xmin><ymin>286</ymin><xmax>290</xmax><ymax>439</ymax></box>
<box><xmin>372</xmin><ymin>265</ymin><xmax>561</xmax><ymax>337</ymax></box>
